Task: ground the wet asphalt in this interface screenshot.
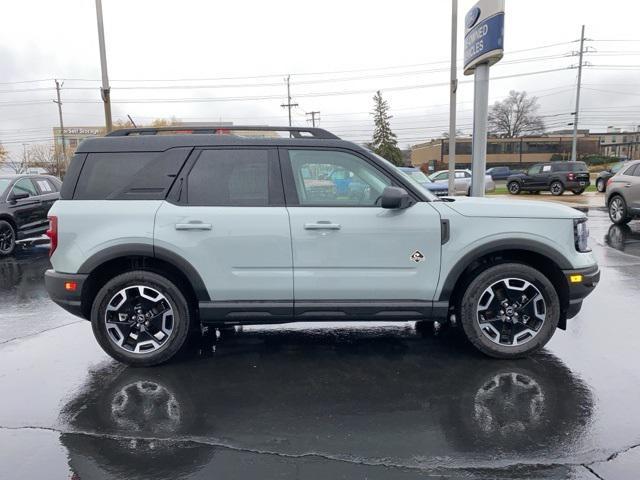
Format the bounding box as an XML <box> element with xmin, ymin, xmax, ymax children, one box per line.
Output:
<box><xmin>1</xmin><ymin>208</ymin><xmax>639</xmax><ymax>479</ymax></box>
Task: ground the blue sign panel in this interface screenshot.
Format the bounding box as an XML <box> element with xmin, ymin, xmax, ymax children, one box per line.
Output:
<box><xmin>463</xmin><ymin>12</ymin><xmax>504</xmax><ymax>74</ymax></box>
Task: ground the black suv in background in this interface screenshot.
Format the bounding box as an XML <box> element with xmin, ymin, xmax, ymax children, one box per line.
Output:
<box><xmin>0</xmin><ymin>174</ymin><xmax>61</xmax><ymax>257</ymax></box>
<box><xmin>507</xmin><ymin>161</ymin><xmax>590</xmax><ymax>196</ymax></box>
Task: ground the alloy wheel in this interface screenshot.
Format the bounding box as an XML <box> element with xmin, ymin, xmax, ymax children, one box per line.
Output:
<box><xmin>550</xmin><ymin>183</ymin><xmax>563</xmax><ymax>195</ymax></box>
<box><xmin>508</xmin><ymin>182</ymin><xmax>520</xmax><ymax>194</ymax></box>
<box><xmin>610</xmin><ymin>197</ymin><xmax>625</xmax><ymax>223</ymax></box>
<box><xmin>0</xmin><ymin>224</ymin><xmax>15</xmax><ymax>255</ymax></box>
<box><xmin>105</xmin><ymin>285</ymin><xmax>175</xmax><ymax>354</ymax></box>
<box><xmin>476</xmin><ymin>277</ymin><xmax>546</xmax><ymax>347</ymax></box>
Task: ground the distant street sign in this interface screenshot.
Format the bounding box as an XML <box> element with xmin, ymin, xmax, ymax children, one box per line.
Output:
<box><xmin>463</xmin><ymin>0</ymin><xmax>505</xmax><ymax>75</ymax></box>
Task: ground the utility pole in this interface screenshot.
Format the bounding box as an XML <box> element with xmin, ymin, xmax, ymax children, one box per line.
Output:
<box><xmin>448</xmin><ymin>0</ymin><xmax>458</xmax><ymax>196</ymax></box>
<box><xmin>306</xmin><ymin>111</ymin><xmax>320</xmax><ymax>127</ymax></box>
<box><xmin>22</xmin><ymin>143</ymin><xmax>28</xmax><ymax>173</ymax></box>
<box><xmin>95</xmin><ymin>0</ymin><xmax>113</xmax><ymax>133</ymax></box>
<box><xmin>571</xmin><ymin>25</ymin><xmax>585</xmax><ymax>162</ymax></box>
<box><xmin>53</xmin><ymin>79</ymin><xmax>65</xmax><ymax>176</ymax></box>
<box><xmin>280</xmin><ymin>75</ymin><xmax>298</xmax><ymax>127</ymax></box>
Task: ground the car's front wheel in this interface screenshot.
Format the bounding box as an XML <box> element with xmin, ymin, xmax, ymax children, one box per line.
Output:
<box><xmin>507</xmin><ymin>181</ymin><xmax>521</xmax><ymax>195</ymax></box>
<box><xmin>596</xmin><ymin>178</ymin><xmax>606</xmax><ymax>193</ymax></box>
<box><xmin>609</xmin><ymin>195</ymin><xmax>632</xmax><ymax>225</ymax></box>
<box><xmin>0</xmin><ymin>220</ymin><xmax>17</xmax><ymax>257</ymax></box>
<box><xmin>459</xmin><ymin>263</ymin><xmax>560</xmax><ymax>359</ymax></box>
<box><xmin>550</xmin><ymin>181</ymin><xmax>564</xmax><ymax>196</ymax></box>
<box><xmin>91</xmin><ymin>271</ymin><xmax>193</xmax><ymax>366</ymax></box>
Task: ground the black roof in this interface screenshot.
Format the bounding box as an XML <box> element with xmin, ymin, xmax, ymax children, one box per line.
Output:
<box><xmin>77</xmin><ymin>128</ymin><xmax>360</xmax><ymax>154</ymax></box>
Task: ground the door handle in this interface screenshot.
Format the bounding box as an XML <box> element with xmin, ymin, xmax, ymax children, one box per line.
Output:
<box><xmin>175</xmin><ymin>221</ymin><xmax>212</xmax><ymax>231</ymax></box>
<box><xmin>625</xmin><ymin>183</ymin><xmax>632</xmax><ymax>188</ymax></box>
<box><xmin>304</xmin><ymin>221</ymin><xmax>341</xmax><ymax>230</ymax></box>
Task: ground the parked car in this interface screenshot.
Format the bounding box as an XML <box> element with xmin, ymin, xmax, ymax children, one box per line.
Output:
<box><xmin>0</xmin><ymin>174</ymin><xmax>61</xmax><ymax>257</ymax></box>
<box><xmin>486</xmin><ymin>166</ymin><xmax>515</xmax><ymax>180</ymax></box>
<box><xmin>596</xmin><ymin>162</ymin><xmax>625</xmax><ymax>193</ymax></box>
<box><xmin>45</xmin><ymin>125</ymin><xmax>599</xmax><ymax>366</ymax></box>
<box><xmin>605</xmin><ymin>159</ymin><xmax>640</xmax><ymax>225</ymax></box>
<box><xmin>506</xmin><ymin>161</ymin><xmax>590</xmax><ymax>196</ymax></box>
<box><xmin>428</xmin><ymin>169</ymin><xmax>496</xmax><ymax>195</ymax></box>
<box><xmin>398</xmin><ymin>167</ymin><xmax>449</xmax><ymax>197</ymax></box>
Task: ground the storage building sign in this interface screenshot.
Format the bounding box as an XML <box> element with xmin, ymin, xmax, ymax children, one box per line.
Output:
<box><xmin>463</xmin><ymin>0</ymin><xmax>505</xmax><ymax>75</ymax></box>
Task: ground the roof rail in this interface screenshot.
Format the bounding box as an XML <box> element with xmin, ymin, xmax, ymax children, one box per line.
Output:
<box><xmin>106</xmin><ymin>125</ymin><xmax>340</xmax><ymax>140</ymax></box>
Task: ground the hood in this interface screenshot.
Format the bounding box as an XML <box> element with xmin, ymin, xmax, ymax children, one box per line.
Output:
<box><xmin>507</xmin><ymin>173</ymin><xmax>526</xmax><ymax>180</ymax></box>
<box><xmin>442</xmin><ymin>196</ymin><xmax>584</xmax><ymax>219</ymax></box>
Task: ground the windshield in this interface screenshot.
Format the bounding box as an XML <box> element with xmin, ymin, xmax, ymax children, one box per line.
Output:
<box><xmin>365</xmin><ymin>151</ymin><xmax>437</xmax><ymax>201</ymax></box>
<box><xmin>0</xmin><ymin>179</ymin><xmax>11</xmax><ymax>197</ymax></box>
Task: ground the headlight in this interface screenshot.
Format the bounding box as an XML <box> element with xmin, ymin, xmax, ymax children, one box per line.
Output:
<box><xmin>574</xmin><ymin>218</ymin><xmax>590</xmax><ymax>252</ymax></box>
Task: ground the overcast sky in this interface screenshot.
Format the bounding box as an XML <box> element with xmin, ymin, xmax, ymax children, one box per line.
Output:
<box><xmin>2</xmin><ymin>0</ymin><xmax>640</xmax><ymax>157</ymax></box>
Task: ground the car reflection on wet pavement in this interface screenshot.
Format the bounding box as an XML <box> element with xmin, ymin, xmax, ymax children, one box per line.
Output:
<box><xmin>1</xmin><ymin>209</ymin><xmax>640</xmax><ymax>479</ymax></box>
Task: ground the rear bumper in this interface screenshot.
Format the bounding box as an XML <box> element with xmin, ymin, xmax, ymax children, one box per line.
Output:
<box><xmin>565</xmin><ymin>180</ymin><xmax>590</xmax><ymax>190</ymax></box>
<box><xmin>562</xmin><ymin>265</ymin><xmax>600</xmax><ymax>319</ymax></box>
<box><xmin>44</xmin><ymin>269</ymin><xmax>88</xmax><ymax>319</ymax></box>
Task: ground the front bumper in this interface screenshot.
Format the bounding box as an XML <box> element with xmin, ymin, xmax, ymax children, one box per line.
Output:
<box><xmin>44</xmin><ymin>269</ymin><xmax>88</xmax><ymax>319</ymax></box>
<box><xmin>562</xmin><ymin>265</ymin><xmax>600</xmax><ymax>319</ymax></box>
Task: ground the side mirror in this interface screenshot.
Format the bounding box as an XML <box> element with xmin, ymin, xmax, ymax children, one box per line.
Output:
<box><xmin>9</xmin><ymin>192</ymin><xmax>29</xmax><ymax>202</ymax></box>
<box><xmin>381</xmin><ymin>186</ymin><xmax>411</xmax><ymax>209</ymax></box>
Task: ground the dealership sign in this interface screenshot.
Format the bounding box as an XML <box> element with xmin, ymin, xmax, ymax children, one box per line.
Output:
<box><xmin>463</xmin><ymin>0</ymin><xmax>505</xmax><ymax>75</ymax></box>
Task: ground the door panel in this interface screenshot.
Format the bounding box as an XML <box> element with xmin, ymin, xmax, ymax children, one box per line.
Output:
<box><xmin>155</xmin><ymin>203</ymin><xmax>293</xmax><ymax>300</ymax></box>
<box><xmin>282</xmin><ymin>148</ymin><xmax>442</xmax><ymax>302</ymax></box>
<box><xmin>287</xmin><ymin>203</ymin><xmax>442</xmax><ymax>300</ymax></box>
<box><xmin>8</xmin><ymin>178</ymin><xmax>44</xmax><ymax>236</ymax></box>
<box><xmin>154</xmin><ymin>148</ymin><xmax>292</xmax><ymax>302</ymax></box>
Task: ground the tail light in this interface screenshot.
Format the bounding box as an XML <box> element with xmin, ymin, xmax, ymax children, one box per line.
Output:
<box><xmin>46</xmin><ymin>216</ymin><xmax>58</xmax><ymax>257</ymax></box>
<box><xmin>567</xmin><ymin>173</ymin><xmax>575</xmax><ymax>181</ymax></box>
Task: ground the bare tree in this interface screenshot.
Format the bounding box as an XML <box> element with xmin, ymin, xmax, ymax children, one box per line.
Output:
<box><xmin>488</xmin><ymin>90</ymin><xmax>545</xmax><ymax>138</ymax></box>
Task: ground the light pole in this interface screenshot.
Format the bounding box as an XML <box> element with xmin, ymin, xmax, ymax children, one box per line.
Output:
<box><xmin>448</xmin><ymin>0</ymin><xmax>458</xmax><ymax>196</ymax></box>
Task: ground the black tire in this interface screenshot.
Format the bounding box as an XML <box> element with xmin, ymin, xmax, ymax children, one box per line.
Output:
<box><xmin>572</xmin><ymin>188</ymin><xmax>585</xmax><ymax>195</ymax></box>
<box><xmin>596</xmin><ymin>178</ymin><xmax>606</xmax><ymax>193</ymax></box>
<box><xmin>459</xmin><ymin>263</ymin><xmax>560</xmax><ymax>359</ymax></box>
<box><xmin>608</xmin><ymin>195</ymin><xmax>632</xmax><ymax>225</ymax></box>
<box><xmin>550</xmin><ymin>181</ymin><xmax>564</xmax><ymax>196</ymax></box>
<box><xmin>91</xmin><ymin>271</ymin><xmax>193</xmax><ymax>367</ymax></box>
<box><xmin>0</xmin><ymin>220</ymin><xmax>17</xmax><ymax>257</ymax></box>
<box><xmin>507</xmin><ymin>181</ymin><xmax>521</xmax><ymax>195</ymax></box>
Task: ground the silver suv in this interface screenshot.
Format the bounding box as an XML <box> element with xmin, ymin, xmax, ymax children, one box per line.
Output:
<box><xmin>606</xmin><ymin>159</ymin><xmax>640</xmax><ymax>225</ymax></box>
<box><xmin>44</xmin><ymin>126</ymin><xmax>599</xmax><ymax>366</ymax></box>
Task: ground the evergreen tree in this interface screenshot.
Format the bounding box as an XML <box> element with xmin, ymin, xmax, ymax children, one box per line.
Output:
<box><xmin>371</xmin><ymin>90</ymin><xmax>403</xmax><ymax>166</ymax></box>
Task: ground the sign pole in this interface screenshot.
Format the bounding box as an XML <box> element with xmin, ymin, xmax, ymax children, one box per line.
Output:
<box><xmin>448</xmin><ymin>0</ymin><xmax>458</xmax><ymax>196</ymax></box>
<box><xmin>463</xmin><ymin>0</ymin><xmax>504</xmax><ymax>197</ymax></box>
<box><xmin>471</xmin><ymin>63</ymin><xmax>490</xmax><ymax>197</ymax></box>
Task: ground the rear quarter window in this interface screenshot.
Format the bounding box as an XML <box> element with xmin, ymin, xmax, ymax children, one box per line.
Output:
<box><xmin>74</xmin><ymin>152</ymin><xmax>156</xmax><ymax>200</ymax></box>
<box><xmin>71</xmin><ymin>148</ymin><xmax>190</xmax><ymax>200</ymax></box>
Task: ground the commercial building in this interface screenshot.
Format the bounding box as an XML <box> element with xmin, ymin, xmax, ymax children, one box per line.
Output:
<box><xmin>593</xmin><ymin>127</ymin><xmax>640</xmax><ymax>160</ymax></box>
<box><xmin>53</xmin><ymin>127</ymin><xmax>105</xmax><ymax>151</ymax></box>
<box><xmin>410</xmin><ymin>135</ymin><xmax>600</xmax><ymax>171</ymax></box>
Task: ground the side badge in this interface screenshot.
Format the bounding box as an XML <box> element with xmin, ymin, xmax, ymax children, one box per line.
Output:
<box><xmin>410</xmin><ymin>250</ymin><xmax>425</xmax><ymax>263</ymax></box>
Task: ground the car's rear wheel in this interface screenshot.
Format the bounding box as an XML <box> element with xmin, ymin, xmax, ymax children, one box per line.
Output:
<box><xmin>596</xmin><ymin>178</ymin><xmax>606</xmax><ymax>193</ymax></box>
<box><xmin>609</xmin><ymin>195</ymin><xmax>632</xmax><ymax>225</ymax></box>
<box><xmin>0</xmin><ymin>220</ymin><xmax>17</xmax><ymax>257</ymax></box>
<box><xmin>572</xmin><ymin>188</ymin><xmax>585</xmax><ymax>195</ymax></box>
<box><xmin>91</xmin><ymin>271</ymin><xmax>192</xmax><ymax>367</ymax></box>
<box><xmin>507</xmin><ymin>181</ymin><xmax>521</xmax><ymax>195</ymax></box>
<box><xmin>459</xmin><ymin>263</ymin><xmax>560</xmax><ymax>359</ymax></box>
<box><xmin>550</xmin><ymin>181</ymin><xmax>564</xmax><ymax>196</ymax></box>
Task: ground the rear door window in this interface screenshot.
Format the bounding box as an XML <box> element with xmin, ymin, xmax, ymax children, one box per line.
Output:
<box><xmin>35</xmin><ymin>178</ymin><xmax>56</xmax><ymax>194</ymax></box>
<box><xmin>186</xmin><ymin>149</ymin><xmax>272</xmax><ymax>206</ymax></box>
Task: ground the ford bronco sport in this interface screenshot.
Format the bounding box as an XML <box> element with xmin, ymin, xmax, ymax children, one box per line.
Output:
<box><xmin>44</xmin><ymin>126</ymin><xmax>599</xmax><ymax>366</ymax></box>
<box><xmin>507</xmin><ymin>161</ymin><xmax>590</xmax><ymax>196</ymax></box>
